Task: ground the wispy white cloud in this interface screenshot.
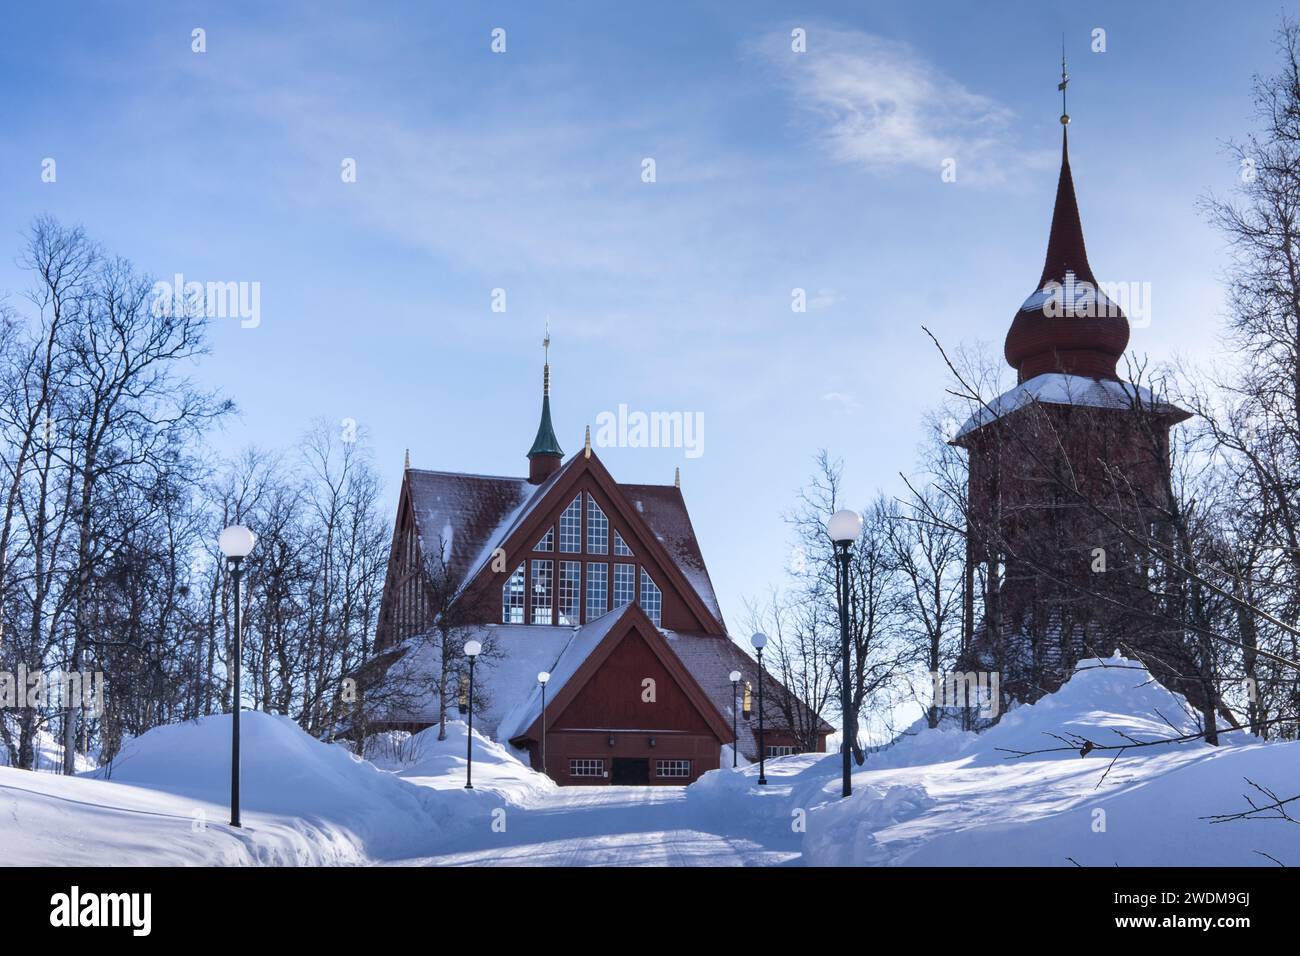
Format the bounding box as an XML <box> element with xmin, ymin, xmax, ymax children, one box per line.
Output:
<box><xmin>754</xmin><ymin>28</ymin><xmax>1042</xmax><ymax>183</ymax></box>
<box><xmin>821</xmin><ymin>390</ymin><xmax>861</xmax><ymax>411</ymax></box>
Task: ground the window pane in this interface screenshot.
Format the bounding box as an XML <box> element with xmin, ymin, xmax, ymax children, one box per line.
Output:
<box><xmin>559</xmin><ymin>496</ymin><xmax>582</xmax><ymax>553</ymax></box>
<box><xmin>614</xmin><ymin>531</ymin><xmax>633</xmax><ymax>556</ymax></box>
<box><xmin>558</xmin><ymin>561</ymin><xmax>581</xmax><ymax>625</ymax></box>
<box><xmin>586</xmin><ymin>494</ymin><xmax>609</xmax><ymax>554</ymax></box>
<box><xmin>640</xmin><ymin>569</ymin><xmax>662</xmax><ymax>626</ymax></box>
<box><xmin>502</xmin><ymin>564</ymin><xmax>525</xmax><ymax>624</ymax></box>
<box><xmin>586</xmin><ymin>562</ymin><xmax>608</xmax><ymax>620</ymax></box>
<box><xmin>534</xmin><ymin>528</ymin><xmax>553</xmax><ymax>552</ymax></box>
<box><xmin>614</xmin><ymin>563</ymin><xmax>635</xmax><ymax>608</ymax></box>
<box><xmin>530</xmin><ymin>559</ymin><xmax>553</xmax><ymax>625</ymax></box>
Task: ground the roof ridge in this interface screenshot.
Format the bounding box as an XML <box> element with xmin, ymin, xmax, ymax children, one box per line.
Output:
<box><xmin>408</xmin><ymin>468</ymin><xmax>529</xmax><ymax>482</ymax></box>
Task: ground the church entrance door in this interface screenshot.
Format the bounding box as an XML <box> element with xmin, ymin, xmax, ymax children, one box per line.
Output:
<box><xmin>611</xmin><ymin>757</ymin><xmax>649</xmax><ymax>785</ymax></box>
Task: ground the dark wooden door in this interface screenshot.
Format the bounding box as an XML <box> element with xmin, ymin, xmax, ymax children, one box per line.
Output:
<box><xmin>611</xmin><ymin>757</ymin><xmax>649</xmax><ymax>785</ymax></box>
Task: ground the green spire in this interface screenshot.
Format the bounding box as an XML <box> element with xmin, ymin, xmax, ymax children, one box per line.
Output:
<box><xmin>527</xmin><ymin>326</ymin><xmax>563</xmax><ymax>459</ymax></box>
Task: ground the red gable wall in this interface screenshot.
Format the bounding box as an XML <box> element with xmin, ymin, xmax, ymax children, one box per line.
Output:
<box><xmin>555</xmin><ymin>627</ymin><xmax>715</xmax><ymax>734</ymax></box>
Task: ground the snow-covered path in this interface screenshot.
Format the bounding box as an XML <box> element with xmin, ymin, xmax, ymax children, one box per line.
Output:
<box><xmin>385</xmin><ymin>784</ymin><xmax>800</xmax><ymax>867</ymax></box>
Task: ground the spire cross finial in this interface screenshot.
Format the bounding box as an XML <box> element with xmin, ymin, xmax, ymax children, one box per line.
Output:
<box><xmin>542</xmin><ymin>318</ymin><xmax>552</xmax><ymax>397</ymax></box>
<box><xmin>1058</xmin><ymin>38</ymin><xmax>1070</xmax><ymax>125</ymax></box>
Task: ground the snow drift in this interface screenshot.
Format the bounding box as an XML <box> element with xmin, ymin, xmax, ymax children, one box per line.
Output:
<box><xmin>801</xmin><ymin>654</ymin><xmax>1300</xmax><ymax>866</ymax></box>
<box><xmin>0</xmin><ymin>713</ymin><xmax>548</xmax><ymax>865</ymax></box>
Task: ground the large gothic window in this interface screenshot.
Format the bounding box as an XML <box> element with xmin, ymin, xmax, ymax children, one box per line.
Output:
<box><xmin>530</xmin><ymin>559</ymin><xmax>553</xmax><ymax>624</ymax></box>
<box><xmin>559</xmin><ymin>496</ymin><xmax>582</xmax><ymax>552</ymax></box>
<box><xmin>640</xmin><ymin>569</ymin><xmax>662</xmax><ymax>626</ymax></box>
<box><xmin>586</xmin><ymin>562</ymin><xmax>608</xmax><ymax>619</ymax></box>
<box><xmin>614</xmin><ymin>563</ymin><xmax>635</xmax><ymax>608</ymax></box>
<box><xmin>558</xmin><ymin>561</ymin><xmax>581</xmax><ymax>625</ymax></box>
<box><xmin>502</xmin><ymin>564</ymin><xmax>525</xmax><ymax>624</ymax></box>
<box><xmin>586</xmin><ymin>494</ymin><xmax>609</xmax><ymax>554</ymax></box>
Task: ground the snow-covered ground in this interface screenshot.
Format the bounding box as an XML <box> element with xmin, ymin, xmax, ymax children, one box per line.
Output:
<box><xmin>1</xmin><ymin>654</ymin><xmax>1297</xmax><ymax>866</ymax></box>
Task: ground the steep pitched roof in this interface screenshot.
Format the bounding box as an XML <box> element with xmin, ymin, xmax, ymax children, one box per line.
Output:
<box><xmin>619</xmin><ymin>483</ymin><xmax>723</xmax><ymax>628</ymax></box>
<box><xmin>663</xmin><ymin>631</ymin><xmax>835</xmax><ymax>754</ymax></box>
<box><xmin>502</xmin><ymin>602</ymin><xmax>734</xmax><ymax>746</ymax></box>
<box><xmin>403</xmin><ymin>452</ymin><xmax>724</xmax><ymax>631</ymax></box>
<box><xmin>404</xmin><ymin>465</ymin><xmax>558</xmax><ymax>593</ymax></box>
<box><xmin>1004</xmin><ymin>129</ymin><xmax>1130</xmax><ymax>383</ymax></box>
<box><xmin>495</xmin><ymin>611</ymin><xmax>627</xmax><ymax>742</ymax></box>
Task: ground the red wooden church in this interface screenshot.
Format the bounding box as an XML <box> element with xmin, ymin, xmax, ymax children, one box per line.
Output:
<box><xmin>371</xmin><ymin>349</ymin><xmax>831</xmax><ymax>784</ymax></box>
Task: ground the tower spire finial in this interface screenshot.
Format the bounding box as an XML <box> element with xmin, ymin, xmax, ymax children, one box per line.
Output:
<box><xmin>584</xmin><ymin>425</ymin><xmax>591</xmax><ymax>459</ymax></box>
<box><xmin>404</xmin><ymin>447</ymin><xmax>410</xmax><ymax>471</ymax></box>
<box><xmin>1058</xmin><ymin>37</ymin><xmax>1070</xmax><ymax>126</ymax></box>
<box><xmin>543</xmin><ymin>317</ymin><xmax>552</xmax><ymax>397</ymax></box>
<box><xmin>527</xmin><ymin>321</ymin><xmax>564</xmax><ymax>483</ymax></box>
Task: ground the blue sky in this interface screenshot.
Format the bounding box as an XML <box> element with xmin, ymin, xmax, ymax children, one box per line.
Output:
<box><xmin>0</xmin><ymin>1</ymin><xmax>1287</xmax><ymax>643</ymax></box>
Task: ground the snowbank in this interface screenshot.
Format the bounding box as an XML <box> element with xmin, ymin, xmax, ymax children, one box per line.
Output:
<box><xmin>355</xmin><ymin>720</ymin><xmax>556</xmax><ymax>804</ymax></box>
<box><xmin>803</xmin><ymin>654</ymin><xmax>1300</xmax><ymax>866</ymax></box>
<box><xmin>0</xmin><ymin>712</ymin><xmax>551</xmax><ymax>865</ymax></box>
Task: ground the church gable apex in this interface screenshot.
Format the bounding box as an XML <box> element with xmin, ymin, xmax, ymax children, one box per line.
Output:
<box><xmin>461</xmin><ymin>451</ymin><xmax>724</xmax><ymax>634</ymax></box>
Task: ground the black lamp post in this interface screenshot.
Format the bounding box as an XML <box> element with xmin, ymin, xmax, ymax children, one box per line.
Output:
<box><xmin>464</xmin><ymin>639</ymin><xmax>482</xmax><ymax>789</ymax></box>
<box><xmin>750</xmin><ymin>632</ymin><xmax>768</xmax><ymax>785</ymax></box>
<box><xmin>537</xmin><ymin>670</ymin><xmax>550</xmax><ymax>776</ymax></box>
<box><xmin>827</xmin><ymin>509</ymin><xmax>863</xmax><ymax>799</ymax></box>
<box><xmin>218</xmin><ymin>524</ymin><xmax>257</xmax><ymax>828</ymax></box>
<box><xmin>729</xmin><ymin>669</ymin><xmax>741</xmax><ymax>768</ymax></box>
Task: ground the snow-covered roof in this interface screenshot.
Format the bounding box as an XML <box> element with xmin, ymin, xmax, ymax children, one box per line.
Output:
<box><xmin>496</xmin><ymin>610</ymin><xmax>628</xmax><ymax>742</ymax></box>
<box><xmin>664</xmin><ymin>631</ymin><xmax>835</xmax><ymax>753</ymax></box>
<box><xmin>371</xmin><ymin>624</ymin><xmax>573</xmax><ymax>734</ymax></box>
<box><xmin>619</xmin><ymin>483</ymin><xmax>723</xmax><ymax>627</ymax></box>
<box><xmin>372</xmin><ymin>618</ymin><xmax>832</xmax><ymax>756</ymax></box>
<box><xmin>955</xmin><ymin>373</ymin><xmax>1188</xmax><ymax>440</ymax></box>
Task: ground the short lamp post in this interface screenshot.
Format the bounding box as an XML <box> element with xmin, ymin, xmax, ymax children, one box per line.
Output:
<box><xmin>728</xmin><ymin>669</ymin><xmax>741</xmax><ymax>768</ymax></box>
<box><xmin>218</xmin><ymin>524</ymin><xmax>257</xmax><ymax>828</ymax></box>
<box><xmin>537</xmin><ymin>670</ymin><xmax>551</xmax><ymax>776</ymax></box>
<box><xmin>464</xmin><ymin>640</ymin><xmax>482</xmax><ymax>789</ymax></box>
<box><xmin>750</xmin><ymin>632</ymin><xmax>768</xmax><ymax>785</ymax></box>
<box><xmin>827</xmin><ymin>508</ymin><xmax>863</xmax><ymax>799</ymax></box>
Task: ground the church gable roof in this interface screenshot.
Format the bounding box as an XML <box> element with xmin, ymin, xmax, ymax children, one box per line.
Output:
<box><xmin>503</xmin><ymin>602</ymin><xmax>733</xmax><ymax>746</ymax></box>
<box><xmin>618</xmin><ymin>484</ymin><xmax>723</xmax><ymax>627</ymax></box>
<box><xmin>403</xmin><ymin>452</ymin><xmax>725</xmax><ymax>633</ymax></box>
<box><xmin>404</xmin><ymin>468</ymin><xmax>537</xmax><ymax>590</ymax></box>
